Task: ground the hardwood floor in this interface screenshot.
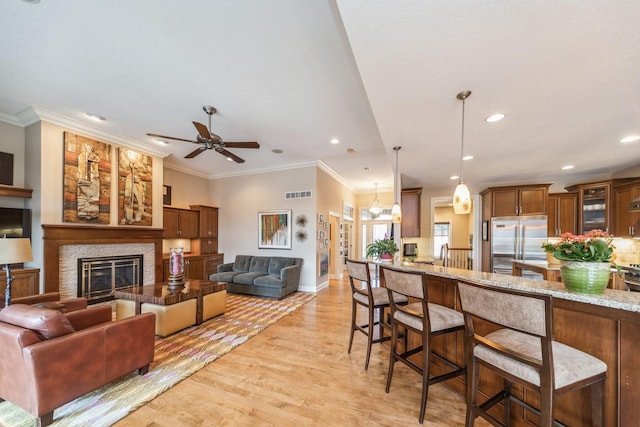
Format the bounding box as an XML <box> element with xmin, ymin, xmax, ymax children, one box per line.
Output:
<box><xmin>115</xmin><ymin>276</ymin><xmax>479</xmax><ymax>426</ymax></box>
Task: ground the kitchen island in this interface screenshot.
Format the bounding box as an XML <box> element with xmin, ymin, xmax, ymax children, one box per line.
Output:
<box><xmin>373</xmin><ymin>260</ymin><xmax>640</xmax><ymax>426</ymax></box>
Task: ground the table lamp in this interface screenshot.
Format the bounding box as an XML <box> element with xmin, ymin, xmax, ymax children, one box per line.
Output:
<box><xmin>0</xmin><ymin>237</ymin><xmax>34</xmax><ymax>307</ymax></box>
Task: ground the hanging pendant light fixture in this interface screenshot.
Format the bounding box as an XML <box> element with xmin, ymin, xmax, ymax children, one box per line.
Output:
<box><xmin>391</xmin><ymin>146</ymin><xmax>402</xmax><ymax>223</ymax></box>
<box><xmin>453</xmin><ymin>91</ymin><xmax>472</xmax><ymax>215</ymax></box>
<box><xmin>369</xmin><ymin>183</ymin><xmax>383</xmax><ymax>215</ymax></box>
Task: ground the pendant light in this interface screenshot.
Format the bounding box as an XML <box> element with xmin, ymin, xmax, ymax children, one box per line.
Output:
<box><xmin>391</xmin><ymin>146</ymin><xmax>402</xmax><ymax>223</ymax></box>
<box><xmin>369</xmin><ymin>183</ymin><xmax>383</xmax><ymax>215</ymax></box>
<box><xmin>453</xmin><ymin>91</ymin><xmax>472</xmax><ymax>214</ymax></box>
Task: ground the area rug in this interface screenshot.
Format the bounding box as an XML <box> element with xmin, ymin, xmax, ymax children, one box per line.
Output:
<box><xmin>0</xmin><ymin>292</ymin><xmax>316</xmax><ymax>427</ymax></box>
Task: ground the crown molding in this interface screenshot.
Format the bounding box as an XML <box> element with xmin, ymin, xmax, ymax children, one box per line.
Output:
<box><xmin>15</xmin><ymin>106</ymin><xmax>171</xmax><ymax>158</ymax></box>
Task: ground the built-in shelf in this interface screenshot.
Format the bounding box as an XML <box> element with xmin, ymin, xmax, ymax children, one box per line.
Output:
<box><xmin>0</xmin><ymin>185</ymin><xmax>33</xmax><ymax>198</ymax></box>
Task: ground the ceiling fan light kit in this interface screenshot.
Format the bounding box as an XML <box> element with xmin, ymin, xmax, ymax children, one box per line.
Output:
<box><xmin>453</xmin><ymin>91</ymin><xmax>472</xmax><ymax>215</ymax></box>
<box><xmin>147</xmin><ymin>105</ymin><xmax>260</xmax><ymax>163</ymax></box>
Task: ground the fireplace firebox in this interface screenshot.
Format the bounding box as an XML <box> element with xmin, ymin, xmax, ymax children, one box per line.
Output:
<box><xmin>78</xmin><ymin>255</ymin><xmax>143</xmax><ymax>303</ymax></box>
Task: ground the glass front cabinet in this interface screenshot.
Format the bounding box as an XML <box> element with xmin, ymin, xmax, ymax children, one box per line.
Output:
<box><xmin>565</xmin><ymin>182</ymin><xmax>612</xmax><ymax>234</ymax></box>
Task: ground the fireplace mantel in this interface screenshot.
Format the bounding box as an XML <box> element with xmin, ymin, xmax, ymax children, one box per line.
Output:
<box><xmin>42</xmin><ymin>225</ymin><xmax>164</xmax><ymax>293</ymax></box>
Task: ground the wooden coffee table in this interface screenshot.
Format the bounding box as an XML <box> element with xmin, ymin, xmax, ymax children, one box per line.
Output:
<box><xmin>115</xmin><ymin>280</ymin><xmax>227</xmax><ymax>325</ymax></box>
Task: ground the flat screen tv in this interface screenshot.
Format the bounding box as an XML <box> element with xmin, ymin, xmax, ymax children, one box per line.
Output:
<box><xmin>0</xmin><ymin>207</ymin><xmax>31</xmax><ymax>238</ymax></box>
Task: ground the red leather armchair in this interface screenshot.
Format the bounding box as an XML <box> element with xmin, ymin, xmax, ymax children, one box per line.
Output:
<box><xmin>0</xmin><ymin>303</ymin><xmax>155</xmax><ymax>426</ymax></box>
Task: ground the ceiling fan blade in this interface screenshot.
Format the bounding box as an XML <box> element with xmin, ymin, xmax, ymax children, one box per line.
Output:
<box><xmin>224</xmin><ymin>141</ymin><xmax>260</xmax><ymax>149</ymax></box>
<box><xmin>185</xmin><ymin>147</ymin><xmax>208</xmax><ymax>159</ymax></box>
<box><xmin>216</xmin><ymin>148</ymin><xmax>245</xmax><ymax>163</ymax></box>
<box><xmin>146</xmin><ymin>133</ymin><xmax>197</xmax><ymax>143</ymax></box>
<box><xmin>192</xmin><ymin>121</ymin><xmax>211</xmax><ymax>139</ymax></box>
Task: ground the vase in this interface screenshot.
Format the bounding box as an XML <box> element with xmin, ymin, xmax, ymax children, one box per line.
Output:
<box><xmin>379</xmin><ymin>253</ymin><xmax>393</xmax><ymax>261</ymax></box>
<box><xmin>559</xmin><ymin>261</ymin><xmax>610</xmax><ymax>294</ymax></box>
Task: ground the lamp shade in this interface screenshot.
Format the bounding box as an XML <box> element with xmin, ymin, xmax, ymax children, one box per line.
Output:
<box><xmin>391</xmin><ymin>203</ymin><xmax>402</xmax><ymax>223</ymax></box>
<box><xmin>453</xmin><ymin>183</ymin><xmax>472</xmax><ymax>214</ymax></box>
<box><xmin>0</xmin><ymin>238</ymin><xmax>33</xmax><ymax>265</ymax></box>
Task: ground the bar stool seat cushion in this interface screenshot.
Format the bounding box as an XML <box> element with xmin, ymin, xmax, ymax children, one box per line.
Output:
<box><xmin>476</xmin><ymin>328</ymin><xmax>608</xmax><ymax>389</ymax></box>
<box><xmin>394</xmin><ymin>302</ymin><xmax>464</xmax><ymax>332</ymax></box>
<box><xmin>353</xmin><ymin>287</ymin><xmax>408</xmax><ymax>306</ymax></box>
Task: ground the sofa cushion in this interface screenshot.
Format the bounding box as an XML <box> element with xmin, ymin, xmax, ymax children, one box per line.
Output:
<box><xmin>209</xmin><ymin>271</ymin><xmax>242</xmax><ymax>283</ymax></box>
<box><xmin>234</xmin><ymin>272</ymin><xmax>268</xmax><ymax>285</ymax></box>
<box><xmin>233</xmin><ymin>255</ymin><xmax>253</xmax><ymax>272</ymax></box>
<box><xmin>268</xmin><ymin>257</ymin><xmax>294</xmax><ymax>275</ymax></box>
<box><xmin>249</xmin><ymin>257</ymin><xmax>270</xmax><ymax>274</ymax></box>
<box><xmin>253</xmin><ymin>274</ymin><xmax>285</xmax><ymax>288</ymax></box>
<box><xmin>0</xmin><ymin>304</ymin><xmax>75</xmax><ymax>340</ymax></box>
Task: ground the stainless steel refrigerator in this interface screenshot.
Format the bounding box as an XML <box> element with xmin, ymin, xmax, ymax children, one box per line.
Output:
<box><xmin>491</xmin><ymin>215</ymin><xmax>548</xmax><ymax>276</ymax></box>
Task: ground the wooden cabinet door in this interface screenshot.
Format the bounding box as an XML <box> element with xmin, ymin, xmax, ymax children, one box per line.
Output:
<box><xmin>578</xmin><ymin>183</ymin><xmax>610</xmax><ymax>233</ymax></box>
<box><xmin>401</xmin><ymin>188</ymin><xmax>421</xmax><ymax>238</ymax></box>
<box><xmin>556</xmin><ymin>193</ymin><xmax>578</xmax><ymax>235</ymax></box>
<box><xmin>519</xmin><ymin>187</ymin><xmax>547</xmax><ymax>215</ymax></box>
<box><xmin>0</xmin><ymin>268</ymin><xmax>39</xmax><ymax>299</ymax></box>
<box><xmin>178</xmin><ymin>210</ymin><xmax>199</xmax><ymax>239</ymax></box>
<box><xmin>162</xmin><ymin>208</ymin><xmax>180</xmax><ymax>238</ymax></box>
<box><xmin>614</xmin><ymin>185</ymin><xmax>640</xmax><ymax>237</ymax></box>
<box><xmin>549</xmin><ymin>193</ymin><xmax>577</xmax><ymax>236</ymax></box>
<box><xmin>548</xmin><ymin>195</ymin><xmax>558</xmax><ymax>236</ymax></box>
<box><xmin>185</xmin><ymin>257</ymin><xmax>204</xmax><ymax>280</ymax></box>
<box><xmin>492</xmin><ymin>189</ymin><xmax>519</xmax><ymax>216</ymax></box>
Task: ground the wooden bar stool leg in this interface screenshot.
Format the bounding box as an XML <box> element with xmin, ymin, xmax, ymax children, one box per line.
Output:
<box><xmin>347</xmin><ymin>299</ymin><xmax>356</xmax><ymax>354</ymax></box>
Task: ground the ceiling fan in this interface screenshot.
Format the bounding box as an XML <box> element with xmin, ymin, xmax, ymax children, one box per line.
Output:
<box><xmin>147</xmin><ymin>105</ymin><xmax>260</xmax><ymax>163</ymax></box>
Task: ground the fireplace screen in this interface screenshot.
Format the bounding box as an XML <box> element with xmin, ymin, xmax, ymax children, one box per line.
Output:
<box><xmin>78</xmin><ymin>255</ymin><xmax>143</xmax><ymax>302</ymax></box>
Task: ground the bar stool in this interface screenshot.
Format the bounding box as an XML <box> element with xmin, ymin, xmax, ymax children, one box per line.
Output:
<box><xmin>346</xmin><ymin>259</ymin><xmax>407</xmax><ymax>370</ymax></box>
<box><xmin>457</xmin><ymin>281</ymin><xmax>607</xmax><ymax>427</ymax></box>
<box><xmin>380</xmin><ymin>266</ymin><xmax>466</xmax><ymax>424</ymax></box>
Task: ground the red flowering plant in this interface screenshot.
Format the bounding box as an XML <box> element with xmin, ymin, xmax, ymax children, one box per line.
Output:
<box><xmin>542</xmin><ymin>230</ymin><xmax>616</xmax><ymax>263</ymax></box>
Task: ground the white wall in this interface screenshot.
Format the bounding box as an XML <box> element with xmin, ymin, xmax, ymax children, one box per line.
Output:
<box><xmin>210</xmin><ymin>166</ymin><xmax>319</xmax><ymax>292</ymax></box>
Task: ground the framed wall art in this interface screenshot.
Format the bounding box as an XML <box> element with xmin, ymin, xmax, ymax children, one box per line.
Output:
<box><xmin>258</xmin><ymin>209</ymin><xmax>292</xmax><ymax>249</ymax></box>
<box><xmin>63</xmin><ymin>131</ymin><xmax>112</xmax><ymax>224</ymax></box>
<box><xmin>118</xmin><ymin>148</ymin><xmax>153</xmax><ymax>226</ymax></box>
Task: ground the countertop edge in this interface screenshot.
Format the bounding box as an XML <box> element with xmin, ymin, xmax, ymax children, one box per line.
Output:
<box><xmin>374</xmin><ymin>261</ymin><xmax>640</xmax><ymax>313</ymax></box>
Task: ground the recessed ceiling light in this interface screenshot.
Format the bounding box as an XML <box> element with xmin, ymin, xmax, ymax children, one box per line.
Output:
<box><xmin>462</xmin><ymin>155</ymin><xmax>474</xmax><ymax>161</ymax></box>
<box><xmin>272</xmin><ymin>149</ymin><xmax>283</xmax><ymax>154</ymax></box>
<box><xmin>153</xmin><ymin>139</ymin><xmax>169</xmax><ymax>146</ymax></box>
<box><xmin>226</xmin><ymin>157</ymin><xmax>233</xmax><ymax>162</ymax></box>
<box><xmin>450</xmin><ymin>175</ymin><xmax>459</xmax><ymax>180</ymax></box>
<box><xmin>330</xmin><ymin>138</ymin><xmax>340</xmax><ymax>144</ymax></box>
<box><xmin>86</xmin><ymin>113</ymin><xmax>106</xmax><ymax>121</ymax></box>
<box><xmin>561</xmin><ymin>165</ymin><xmax>574</xmax><ymax>170</ymax></box>
<box><xmin>485</xmin><ymin>113</ymin><xmax>506</xmax><ymax>123</ymax></box>
<box><xmin>620</xmin><ymin>135</ymin><xmax>640</xmax><ymax>143</ymax></box>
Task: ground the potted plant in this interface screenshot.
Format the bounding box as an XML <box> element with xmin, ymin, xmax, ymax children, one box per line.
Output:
<box><xmin>541</xmin><ymin>230</ymin><xmax>618</xmax><ymax>294</ymax></box>
<box><xmin>366</xmin><ymin>234</ymin><xmax>399</xmax><ymax>260</ymax></box>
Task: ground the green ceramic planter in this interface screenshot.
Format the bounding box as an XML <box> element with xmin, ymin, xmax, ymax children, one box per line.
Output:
<box><xmin>560</xmin><ymin>261</ymin><xmax>610</xmax><ymax>294</ymax></box>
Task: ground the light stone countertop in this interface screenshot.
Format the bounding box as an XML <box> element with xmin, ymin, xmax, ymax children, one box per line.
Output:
<box><xmin>372</xmin><ymin>260</ymin><xmax>640</xmax><ymax>313</ymax></box>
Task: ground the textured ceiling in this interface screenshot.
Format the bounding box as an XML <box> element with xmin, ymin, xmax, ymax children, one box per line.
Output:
<box><xmin>1</xmin><ymin>0</ymin><xmax>639</xmax><ymax>196</ymax></box>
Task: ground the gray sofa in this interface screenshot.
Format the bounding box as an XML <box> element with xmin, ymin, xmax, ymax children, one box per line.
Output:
<box><xmin>209</xmin><ymin>255</ymin><xmax>303</xmax><ymax>299</ymax></box>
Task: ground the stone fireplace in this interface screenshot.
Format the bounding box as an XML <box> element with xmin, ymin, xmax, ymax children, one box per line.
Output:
<box><xmin>42</xmin><ymin>225</ymin><xmax>164</xmax><ymax>298</ymax></box>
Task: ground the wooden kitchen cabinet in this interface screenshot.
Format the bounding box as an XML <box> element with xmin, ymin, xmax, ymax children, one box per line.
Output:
<box><xmin>190</xmin><ymin>205</ymin><xmax>219</xmax><ymax>254</ymax></box>
<box><xmin>547</xmin><ymin>192</ymin><xmax>578</xmax><ymax>236</ymax></box>
<box><xmin>162</xmin><ymin>254</ymin><xmax>224</xmax><ymax>281</ymax></box>
<box><xmin>0</xmin><ymin>268</ymin><xmax>40</xmax><ymax>301</ymax></box>
<box><xmin>614</xmin><ymin>181</ymin><xmax>640</xmax><ymax>237</ymax></box>
<box><xmin>162</xmin><ymin>208</ymin><xmax>199</xmax><ymax>239</ymax></box>
<box><xmin>190</xmin><ymin>205</ymin><xmax>218</xmax><ymax>239</ymax></box>
<box><xmin>482</xmin><ymin>184</ymin><xmax>550</xmax><ymax>217</ymax></box>
<box><xmin>401</xmin><ymin>187</ymin><xmax>422</xmax><ymax>238</ymax></box>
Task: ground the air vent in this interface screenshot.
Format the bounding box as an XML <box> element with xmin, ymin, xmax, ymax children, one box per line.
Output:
<box><xmin>285</xmin><ymin>190</ymin><xmax>312</xmax><ymax>199</ymax></box>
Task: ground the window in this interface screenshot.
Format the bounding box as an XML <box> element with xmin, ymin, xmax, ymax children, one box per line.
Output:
<box><xmin>433</xmin><ymin>222</ymin><xmax>450</xmax><ymax>259</ymax></box>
